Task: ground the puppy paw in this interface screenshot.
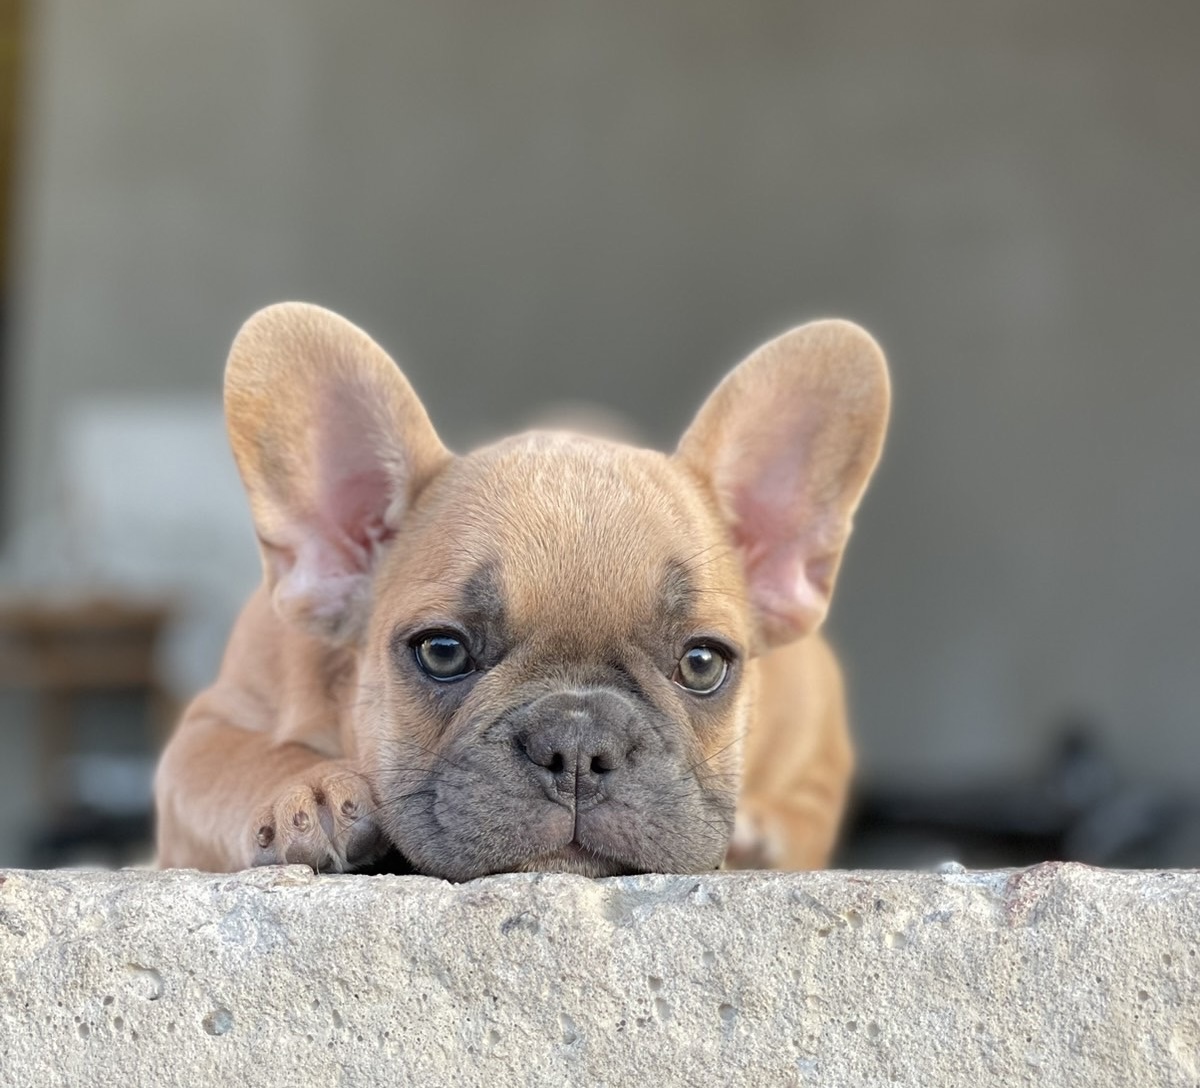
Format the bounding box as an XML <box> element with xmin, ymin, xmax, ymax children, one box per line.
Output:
<box><xmin>250</xmin><ymin>762</ymin><xmax>387</xmax><ymax>873</ymax></box>
<box><xmin>723</xmin><ymin>808</ymin><xmax>784</xmax><ymax>870</ymax></box>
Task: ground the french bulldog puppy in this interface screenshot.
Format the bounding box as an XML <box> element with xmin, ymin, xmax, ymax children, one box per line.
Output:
<box><xmin>154</xmin><ymin>303</ymin><xmax>889</xmax><ymax>878</ymax></box>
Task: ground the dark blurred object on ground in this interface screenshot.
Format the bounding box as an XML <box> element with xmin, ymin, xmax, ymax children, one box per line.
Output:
<box><xmin>0</xmin><ymin>596</ymin><xmax>173</xmax><ymax>866</ymax></box>
<box><xmin>23</xmin><ymin>806</ymin><xmax>153</xmax><ymax>869</ymax></box>
<box><xmin>840</xmin><ymin>721</ymin><xmax>1200</xmax><ymax>870</ymax></box>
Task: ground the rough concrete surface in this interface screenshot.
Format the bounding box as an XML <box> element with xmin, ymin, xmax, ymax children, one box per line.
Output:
<box><xmin>1</xmin><ymin>863</ymin><xmax>1197</xmax><ymax>1086</ymax></box>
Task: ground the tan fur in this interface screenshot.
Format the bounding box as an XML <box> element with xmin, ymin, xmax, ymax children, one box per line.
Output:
<box><xmin>155</xmin><ymin>303</ymin><xmax>888</xmax><ymax>876</ymax></box>
<box><xmin>728</xmin><ymin>637</ymin><xmax>855</xmax><ymax>869</ymax></box>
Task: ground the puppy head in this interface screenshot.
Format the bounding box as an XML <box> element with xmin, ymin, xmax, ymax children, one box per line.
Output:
<box><xmin>225</xmin><ymin>303</ymin><xmax>889</xmax><ymax>879</ymax></box>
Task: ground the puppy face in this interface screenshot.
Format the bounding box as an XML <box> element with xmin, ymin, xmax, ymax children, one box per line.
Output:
<box><xmin>357</xmin><ymin>436</ymin><xmax>750</xmax><ymax>878</ymax></box>
<box><xmin>224</xmin><ymin>303</ymin><xmax>888</xmax><ymax>880</ymax></box>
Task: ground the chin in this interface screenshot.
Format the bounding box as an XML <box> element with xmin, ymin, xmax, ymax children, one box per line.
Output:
<box><xmin>511</xmin><ymin>842</ymin><xmax>643</xmax><ymax>878</ymax></box>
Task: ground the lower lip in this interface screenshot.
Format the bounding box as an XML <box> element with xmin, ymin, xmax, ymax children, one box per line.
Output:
<box><xmin>533</xmin><ymin>839</ymin><xmax>630</xmax><ymax>872</ymax></box>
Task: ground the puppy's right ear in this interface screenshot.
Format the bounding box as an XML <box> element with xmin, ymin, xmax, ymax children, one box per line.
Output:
<box><xmin>676</xmin><ymin>320</ymin><xmax>889</xmax><ymax>651</ymax></box>
<box><xmin>224</xmin><ymin>302</ymin><xmax>451</xmax><ymax>641</ymax></box>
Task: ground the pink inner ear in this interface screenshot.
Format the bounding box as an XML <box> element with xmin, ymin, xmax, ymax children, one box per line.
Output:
<box><xmin>270</xmin><ymin>464</ymin><xmax>399</xmax><ymax>638</ymax></box>
<box><xmin>314</xmin><ymin>467</ymin><xmax>396</xmax><ymax>572</ymax></box>
<box><xmin>309</xmin><ymin>380</ymin><xmax>401</xmax><ymax>572</ymax></box>
<box><xmin>728</xmin><ymin>463</ymin><xmax>832</xmax><ymax>644</ymax></box>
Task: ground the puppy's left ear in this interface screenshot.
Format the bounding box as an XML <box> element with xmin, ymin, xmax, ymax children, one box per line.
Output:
<box><xmin>676</xmin><ymin>320</ymin><xmax>890</xmax><ymax>649</ymax></box>
<box><xmin>225</xmin><ymin>303</ymin><xmax>451</xmax><ymax>642</ymax></box>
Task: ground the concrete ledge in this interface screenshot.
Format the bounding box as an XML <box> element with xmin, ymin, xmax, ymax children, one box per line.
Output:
<box><xmin>1</xmin><ymin>863</ymin><xmax>1197</xmax><ymax>1085</ymax></box>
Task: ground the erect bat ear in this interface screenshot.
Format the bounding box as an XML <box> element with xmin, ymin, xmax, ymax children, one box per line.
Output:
<box><xmin>675</xmin><ymin>319</ymin><xmax>890</xmax><ymax>650</ymax></box>
<box><xmin>224</xmin><ymin>302</ymin><xmax>451</xmax><ymax>642</ymax></box>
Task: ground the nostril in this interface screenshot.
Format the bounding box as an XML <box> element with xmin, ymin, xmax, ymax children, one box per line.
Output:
<box><xmin>590</xmin><ymin>754</ymin><xmax>613</xmax><ymax>775</ymax></box>
<box><xmin>515</xmin><ymin>735</ymin><xmax>569</xmax><ymax>775</ymax></box>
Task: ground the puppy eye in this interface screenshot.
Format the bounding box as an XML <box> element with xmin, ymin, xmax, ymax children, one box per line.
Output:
<box><xmin>413</xmin><ymin>633</ymin><xmax>475</xmax><ymax>681</ymax></box>
<box><xmin>674</xmin><ymin>644</ymin><xmax>729</xmax><ymax>694</ymax></box>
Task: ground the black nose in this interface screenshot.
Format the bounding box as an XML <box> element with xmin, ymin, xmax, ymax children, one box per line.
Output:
<box><xmin>513</xmin><ymin>690</ymin><xmax>642</xmax><ymax>804</ymax></box>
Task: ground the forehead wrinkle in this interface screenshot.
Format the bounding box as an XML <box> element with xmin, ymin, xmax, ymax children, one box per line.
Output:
<box><xmin>485</xmin><ymin>443</ymin><xmax>687</xmax><ymax>640</ymax></box>
<box><xmin>659</xmin><ymin>559</ymin><xmax>696</xmax><ymax>632</ymax></box>
<box><xmin>456</xmin><ymin>560</ymin><xmax>507</xmax><ymax>639</ymax></box>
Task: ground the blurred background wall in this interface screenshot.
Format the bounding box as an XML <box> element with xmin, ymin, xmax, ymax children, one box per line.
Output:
<box><xmin>0</xmin><ymin>0</ymin><xmax>1197</xmax><ymax>866</ymax></box>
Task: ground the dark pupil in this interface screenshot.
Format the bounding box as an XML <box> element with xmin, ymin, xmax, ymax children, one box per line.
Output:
<box><xmin>684</xmin><ymin>647</ymin><xmax>719</xmax><ymax>687</ymax></box>
<box><xmin>420</xmin><ymin>636</ymin><xmax>468</xmax><ymax>677</ymax></box>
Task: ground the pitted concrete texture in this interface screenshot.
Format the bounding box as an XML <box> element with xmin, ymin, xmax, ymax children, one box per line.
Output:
<box><xmin>1</xmin><ymin>863</ymin><xmax>1197</xmax><ymax>1086</ymax></box>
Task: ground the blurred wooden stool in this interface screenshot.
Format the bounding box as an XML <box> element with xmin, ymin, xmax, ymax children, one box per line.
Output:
<box><xmin>0</xmin><ymin>596</ymin><xmax>175</xmax><ymax>809</ymax></box>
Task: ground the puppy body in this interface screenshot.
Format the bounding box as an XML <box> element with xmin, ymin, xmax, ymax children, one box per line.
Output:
<box><xmin>155</xmin><ymin>304</ymin><xmax>886</xmax><ymax>878</ymax></box>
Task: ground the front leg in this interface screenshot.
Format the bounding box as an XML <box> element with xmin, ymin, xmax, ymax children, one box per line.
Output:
<box><xmin>726</xmin><ymin>636</ymin><xmax>855</xmax><ymax>871</ymax></box>
<box><xmin>725</xmin><ymin>790</ymin><xmax>845</xmax><ymax>870</ymax></box>
<box><xmin>248</xmin><ymin>757</ymin><xmax>387</xmax><ymax>871</ymax></box>
<box><xmin>155</xmin><ymin>714</ymin><xmax>386</xmax><ymax>872</ymax></box>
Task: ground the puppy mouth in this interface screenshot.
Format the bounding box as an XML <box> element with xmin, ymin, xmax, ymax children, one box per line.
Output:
<box><xmin>382</xmin><ymin>754</ymin><xmax>737</xmax><ymax>880</ymax></box>
<box><xmin>498</xmin><ymin>796</ymin><xmax>646</xmax><ymax>876</ymax></box>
